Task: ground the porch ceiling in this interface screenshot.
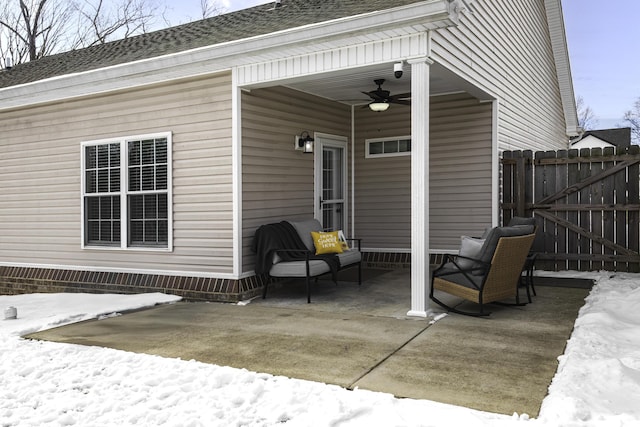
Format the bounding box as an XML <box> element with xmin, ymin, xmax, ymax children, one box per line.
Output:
<box><xmin>283</xmin><ymin>62</ymin><xmax>493</xmax><ymax>106</ymax></box>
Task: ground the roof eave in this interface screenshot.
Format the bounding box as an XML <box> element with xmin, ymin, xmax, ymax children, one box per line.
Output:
<box><xmin>0</xmin><ymin>0</ymin><xmax>460</xmax><ymax>111</ymax></box>
<box><xmin>545</xmin><ymin>0</ymin><xmax>580</xmax><ymax>137</ymax></box>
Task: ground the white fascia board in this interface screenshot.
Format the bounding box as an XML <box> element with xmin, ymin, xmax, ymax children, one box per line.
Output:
<box><xmin>545</xmin><ymin>0</ymin><xmax>580</xmax><ymax>137</ymax></box>
<box><xmin>0</xmin><ymin>0</ymin><xmax>458</xmax><ymax>111</ymax></box>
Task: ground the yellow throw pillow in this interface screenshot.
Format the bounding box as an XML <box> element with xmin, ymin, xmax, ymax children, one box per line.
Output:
<box><xmin>311</xmin><ymin>231</ymin><xmax>344</xmax><ymax>255</ymax></box>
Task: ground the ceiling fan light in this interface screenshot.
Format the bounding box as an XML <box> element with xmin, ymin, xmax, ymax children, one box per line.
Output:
<box><xmin>369</xmin><ymin>101</ymin><xmax>389</xmax><ymax>112</ymax></box>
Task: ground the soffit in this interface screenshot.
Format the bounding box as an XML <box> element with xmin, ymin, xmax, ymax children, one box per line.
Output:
<box><xmin>282</xmin><ymin>62</ymin><xmax>477</xmax><ymax>106</ymax></box>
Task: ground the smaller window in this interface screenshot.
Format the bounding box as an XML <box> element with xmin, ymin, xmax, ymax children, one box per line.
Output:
<box><xmin>365</xmin><ymin>136</ymin><xmax>411</xmax><ymax>158</ymax></box>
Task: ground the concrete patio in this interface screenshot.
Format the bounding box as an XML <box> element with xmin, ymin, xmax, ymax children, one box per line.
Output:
<box><xmin>26</xmin><ymin>269</ymin><xmax>591</xmax><ymax>417</ymax></box>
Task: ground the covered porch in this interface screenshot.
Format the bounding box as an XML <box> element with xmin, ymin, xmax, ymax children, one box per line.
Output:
<box><xmin>236</xmin><ymin>35</ymin><xmax>497</xmax><ymax>316</ymax></box>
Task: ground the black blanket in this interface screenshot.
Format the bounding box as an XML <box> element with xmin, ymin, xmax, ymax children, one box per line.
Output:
<box><xmin>251</xmin><ymin>221</ymin><xmax>339</xmax><ymax>279</ymax></box>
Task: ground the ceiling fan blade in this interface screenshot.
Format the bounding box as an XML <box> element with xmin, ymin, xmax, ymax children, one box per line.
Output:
<box><xmin>361</xmin><ymin>91</ymin><xmax>379</xmax><ymax>100</ymax></box>
<box><xmin>389</xmin><ymin>99</ymin><xmax>411</xmax><ymax>106</ymax></box>
<box><xmin>389</xmin><ymin>92</ymin><xmax>411</xmax><ymax>100</ymax></box>
<box><xmin>359</xmin><ymin>80</ymin><xmax>410</xmax><ymax>109</ymax></box>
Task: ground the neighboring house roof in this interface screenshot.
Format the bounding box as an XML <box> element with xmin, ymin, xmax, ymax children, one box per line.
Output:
<box><xmin>0</xmin><ymin>0</ymin><xmax>424</xmax><ymax>89</ymax></box>
<box><xmin>572</xmin><ymin>128</ymin><xmax>632</xmax><ymax>148</ymax></box>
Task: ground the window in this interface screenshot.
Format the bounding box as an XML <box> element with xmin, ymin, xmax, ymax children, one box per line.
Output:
<box><xmin>82</xmin><ymin>133</ymin><xmax>171</xmax><ymax>250</ymax></box>
<box><xmin>365</xmin><ymin>136</ymin><xmax>411</xmax><ymax>158</ymax></box>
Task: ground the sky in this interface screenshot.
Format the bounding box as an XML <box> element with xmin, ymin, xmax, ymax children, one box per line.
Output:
<box><xmin>562</xmin><ymin>0</ymin><xmax>640</xmax><ymax>130</ymax></box>
<box><xmin>1</xmin><ymin>270</ymin><xmax>639</xmax><ymax>426</ymax></box>
<box><xmin>167</xmin><ymin>0</ymin><xmax>639</xmax><ymax>132</ymax></box>
<box><xmin>163</xmin><ymin>0</ymin><xmax>267</xmax><ymax>22</ymax></box>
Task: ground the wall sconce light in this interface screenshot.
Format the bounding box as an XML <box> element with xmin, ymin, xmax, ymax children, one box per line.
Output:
<box><xmin>295</xmin><ymin>131</ymin><xmax>314</xmax><ymax>153</ymax></box>
<box><xmin>369</xmin><ymin>101</ymin><xmax>389</xmax><ymax>112</ymax></box>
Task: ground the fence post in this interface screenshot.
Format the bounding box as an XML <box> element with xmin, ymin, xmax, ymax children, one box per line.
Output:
<box><xmin>628</xmin><ymin>145</ymin><xmax>640</xmax><ymax>273</ymax></box>
<box><xmin>544</xmin><ymin>151</ymin><xmax>558</xmax><ymax>270</ymax></box>
<box><xmin>502</xmin><ymin>151</ymin><xmax>515</xmax><ymax>224</ymax></box>
<box><xmin>516</xmin><ymin>151</ymin><xmax>526</xmax><ymax>217</ymax></box>
<box><xmin>591</xmin><ymin>148</ymin><xmax>604</xmax><ymax>271</ymax></box>
<box><xmin>523</xmin><ymin>150</ymin><xmax>533</xmax><ymax>218</ymax></box>
<box><xmin>555</xmin><ymin>149</ymin><xmax>568</xmax><ymax>271</ymax></box>
<box><xmin>578</xmin><ymin>148</ymin><xmax>592</xmax><ymax>271</ymax></box>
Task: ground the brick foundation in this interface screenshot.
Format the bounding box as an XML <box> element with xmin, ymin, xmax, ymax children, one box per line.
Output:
<box><xmin>0</xmin><ymin>252</ymin><xmax>447</xmax><ymax>300</ymax></box>
<box><xmin>0</xmin><ymin>266</ymin><xmax>269</xmax><ymax>302</ymax></box>
<box><xmin>362</xmin><ymin>252</ymin><xmax>447</xmax><ymax>269</ymax></box>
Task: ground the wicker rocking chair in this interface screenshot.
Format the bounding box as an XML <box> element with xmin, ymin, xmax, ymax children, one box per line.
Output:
<box><xmin>430</xmin><ymin>226</ymin><xmax>536</xmax><ymax>317</ymax></box>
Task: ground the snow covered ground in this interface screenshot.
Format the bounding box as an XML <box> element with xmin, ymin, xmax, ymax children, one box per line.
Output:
<box><xmin>1</xmin><ymin>271</ymin><xmax>639</xmax><ymax>426</ymax></box>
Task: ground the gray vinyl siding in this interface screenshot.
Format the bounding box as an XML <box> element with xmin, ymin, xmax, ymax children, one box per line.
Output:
<box><xmin>241</xmin><ymin>86</ymin><xmax>351</xmax><ymax>272</ymax></box>
<box><xmin>354</xmin><ymin>105</ymin><xmax>412</xmax><ymax>250</ymax></box>
<box><xmin>431</xmin><ymin>0</ymin><xmax>567</xmax><ymax>151</ymax></box>
<box><xmin>354</xmin><ymin>93</ymin><xmax>493</xmax><ymax>251</ymax></box>
<box><xmin>430</xmin><ymin>95</ymin><xmax>494</xmax><ymax>248</ymax></box>
<box><xmin>0</xmin><ymin>73</ymin><xmax>234</xmax><ymax>274</ymax></box>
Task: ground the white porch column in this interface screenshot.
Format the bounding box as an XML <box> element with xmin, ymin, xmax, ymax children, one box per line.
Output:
<box><xmin>407</xmin><ymin>56</ymin><xmax>434</xmax><ymax>318</ymax></box>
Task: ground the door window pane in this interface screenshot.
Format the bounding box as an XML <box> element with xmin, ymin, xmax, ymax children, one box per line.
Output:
<box><xmin>320</xmin><ymin>143</ymin><xmax>345</xmax><ymax>231</ymax></box>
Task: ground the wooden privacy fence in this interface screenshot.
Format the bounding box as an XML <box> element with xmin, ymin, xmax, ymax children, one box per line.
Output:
<box><xmin>501</xmin><ymin>146</ymin><xmax>640</xmax><ymax>272</ymax></box>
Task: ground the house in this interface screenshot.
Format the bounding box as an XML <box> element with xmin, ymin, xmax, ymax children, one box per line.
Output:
<box><xmin>0</xmin><ymin>0</ymin><xmax>579</xmax><ymax>316</ymax></box>
<box><xmin>571</xmin><ymin>128</ymin><xmax>632</xmax><ymax>150</ymax></box>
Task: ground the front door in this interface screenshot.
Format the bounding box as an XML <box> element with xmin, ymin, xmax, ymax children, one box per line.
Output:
<box><xmin>315</xmin><ymin>134</ymin><xmax>348</xmax><ymax>232</ymax></box>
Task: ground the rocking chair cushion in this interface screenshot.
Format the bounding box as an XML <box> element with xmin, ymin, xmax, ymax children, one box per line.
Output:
<box><xmin>457</xmin><ymin>236</ymin><xmax>485</xmax><ymax>269</ymax></box>
<box><xmin>508</xmin><ymin>216</ymin><xmax>543</xmax><ymax>252</ymax></box>
<box><xmin>474</xmin><ymin>225</ymin><xmax>535</xmax><ymax>274</ymax></box>
<box><xmin>437</xmin><ymin>271</ymin><xmax>484</xmax><ymax>289</ymax></box>
<box><xmin>508</xmin><ymin>217</ymin><xmax>536</xmax><ymax>227</ymax></box>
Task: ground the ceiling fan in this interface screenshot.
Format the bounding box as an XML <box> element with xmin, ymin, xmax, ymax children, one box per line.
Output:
<box><xmin>363</xmin><ymin>79</ymin><xmax>411</xmax><ymax>111</ymax></box>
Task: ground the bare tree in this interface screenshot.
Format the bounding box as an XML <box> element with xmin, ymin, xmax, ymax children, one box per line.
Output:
<box><xmin>74</xmin><ymin>0</ymin><xmax>160</xmax><ymax>48</ymax></box>
<box><xmin>0</xmin><ymin>0</ymin><xmax>164</xmax><ymax>65</ymax></box>
<box><xmin>199</xmin><ymin>0</ymin><xmax>224</xmax><ymax>19</ymax></box>
<box><xmin>0</xmin><ymin>0</ymin><xmax>76</xmax><ymax>63</ymax></box>
<box><xmin>623</xmin><ymin>97</ymin><xmax>640</xmax><ymax>145</ymax></box>
<box><xmin>576</xmin><ymin>95</ymin><xmax>598</xmax><ymax>131</ymax></box>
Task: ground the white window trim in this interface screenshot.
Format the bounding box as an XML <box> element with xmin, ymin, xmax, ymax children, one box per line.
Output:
<box><xmin>365</xmin><ymin>135</ymin><xmax>412</xmax><ymax>158</ymax></box>
<box><xmin>80</xmin><ymin>131</ymin><xmax>173</xmax><ymax>252</ymax></box>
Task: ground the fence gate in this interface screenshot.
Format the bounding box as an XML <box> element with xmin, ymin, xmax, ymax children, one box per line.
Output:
<box><xmin>501</xmin><ymin>146</ymin><xmax>640</xmax><ymax>272</ymax></box>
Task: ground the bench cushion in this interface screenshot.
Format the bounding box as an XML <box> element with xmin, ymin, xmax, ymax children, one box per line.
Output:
<box><xmin>336</xmin><ymin>249</ymin><xmax>362</xmax><ymax>267</ymax></box>
<box><xmin>278</xmin><ymin>219</ymin><xmax>360</xmax><ymax>273</ymax></box>
<box><xmin>289</xmin><ymin>219</ymin><xmax>323</xmax><ymax>252</ymax></box>
<box><xmin>269</xmin><ymin>260</ymin><xmax>332</xmax><ymax>277</ymax></box>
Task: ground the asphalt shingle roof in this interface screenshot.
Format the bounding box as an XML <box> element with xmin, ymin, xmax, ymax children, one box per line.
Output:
<box><xmin>575</xmin><ymin>128</ymin><xmax>632</xmax><ymax>148</ymax></box>
<box><xmin>0</xmin><ymin>0</ymin><xmax>422</xmax><ymax>89</ymax></box>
